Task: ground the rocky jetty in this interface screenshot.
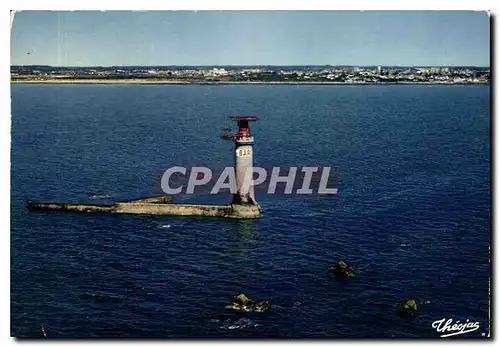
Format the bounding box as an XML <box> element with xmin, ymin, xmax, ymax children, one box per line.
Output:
<box><xmin>27</xmin><ymin>201</ymin><xmax>261</xmax><ymax>219</ymax></box>
<box><xmin>226</xmin><ymin>293</ymin><xmax>272</xmax><ymax>313</ymax></box>
<box><xmin>331</xmin><ymin>260</ymin><xmax>356</xmax><ymax>278</ymax></box>
<box><xmin>396</xmin><ymin>299</ymin><xmax>418</xmax><ymax>316</ymax></box>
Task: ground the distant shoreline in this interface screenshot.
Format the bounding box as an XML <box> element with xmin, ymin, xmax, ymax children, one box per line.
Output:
<box><xmin>10</xmin><ymin>79</ymin><xmax>490</xmax><ymax>86</ymax></box>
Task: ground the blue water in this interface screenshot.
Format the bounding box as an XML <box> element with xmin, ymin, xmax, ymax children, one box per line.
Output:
<box><xmin>11</xmin><ymin>84</ymin><xmax>490</xmax><ymax>338</ymax></box>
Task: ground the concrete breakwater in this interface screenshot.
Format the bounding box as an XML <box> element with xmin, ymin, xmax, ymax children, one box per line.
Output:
<box><xmin>27</xmin><ymin>200</ymin><xmax>262</xmax><ymax>219</ymax></box>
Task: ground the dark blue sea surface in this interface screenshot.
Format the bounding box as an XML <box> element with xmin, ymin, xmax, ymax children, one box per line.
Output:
<box><xmin>11</xmin><ymin>84</ymin><xmax>490</xmax><ymax>338</ymax></box>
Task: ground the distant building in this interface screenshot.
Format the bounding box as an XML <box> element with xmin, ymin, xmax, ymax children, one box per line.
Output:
<box><xmin>441</xmin><ymin>67</ymin><xmax>451</xmax><ymax>75</ymax></box>
<box><xmin>211</xmin><ymin>68</ymin><xmax>228</xmax><ymax>76</ymax></box>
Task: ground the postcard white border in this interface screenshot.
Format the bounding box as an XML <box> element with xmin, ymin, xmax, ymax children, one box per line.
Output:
<box><xmin>2</xmin><ymin>1</ymin><xmax>496</xmax><ymax>346</ymax></box>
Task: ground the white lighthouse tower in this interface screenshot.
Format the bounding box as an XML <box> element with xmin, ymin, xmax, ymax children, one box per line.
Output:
<box><xmin>222</xmin><ymin>116</ymin><xmax>258</xmax><ymax>205</ymax></box>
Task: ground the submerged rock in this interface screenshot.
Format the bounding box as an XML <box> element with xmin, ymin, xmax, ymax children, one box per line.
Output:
<box><xmin>396</xmin><ymin>299</ymin><xmax>418</xmax><ymax>316</ymax></box>
<box><xmin>226</xmin><ymin>293</ymin><xmax>272</xmax><ymax>312</ymax></box>
<box><xmin>331</xmin><ymin>260</ymin><xmax>356</xmax><ymax>278</ymax></box>
<box><xmin>220</xmin><ymin>317</ymin><xmax>259</xmax><ymax>330</ymax></box>
<box><xmin>253</xmin><ymin>300</ymin><xmax>272</xmax><ymax>312</ymax></box>
<box><xmin>39</xmin><ymin>325</ymin><xmax>46</xmax><ymax>338</ymax></box>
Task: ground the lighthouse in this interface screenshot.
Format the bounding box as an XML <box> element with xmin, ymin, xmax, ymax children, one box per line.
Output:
<box><xmin>222</xmin><ymin>116</ymin><xmax>258</xmax><ymax>205</ymax></box>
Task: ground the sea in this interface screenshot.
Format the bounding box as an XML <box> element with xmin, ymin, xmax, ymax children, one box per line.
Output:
<box><xmin>11</xmin><ymin>84</ymin><xmax>490</xmax><ymax>338</ymax></box>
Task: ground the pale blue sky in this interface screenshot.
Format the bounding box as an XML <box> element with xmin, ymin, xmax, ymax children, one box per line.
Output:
<box><xmin>10</xmin><ymin>11</ymin><xmax>490</xmax><ymax>67</ymax></box>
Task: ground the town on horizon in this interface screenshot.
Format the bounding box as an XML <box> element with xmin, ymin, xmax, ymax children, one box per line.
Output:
<box><xmin>11</xmin><ymin>64</ymin><xmax>491</xmax><ymax>68</ymax></box>
<box><xmin>11</xmin><ymin>64</ymin><xmax>490</xmax><ymax>85</ymax></box>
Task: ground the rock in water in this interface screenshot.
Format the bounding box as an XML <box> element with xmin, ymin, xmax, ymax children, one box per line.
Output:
<box><xmin>227</xmin><ymin>293</ymin><xmax>252</xmax><ymax>312</ymax></box>
<box><xmin>227</xmin><ymin>294</ymin><xmax>272</xmax><ymax>312</ymax></box>
<box><xmin>39</xmin><ymin>325</ymin><xmax>47</xmax><ymax>338</ymax></box>
<box><xmin>396</xmin><ymin>299</ymin><xmax>418</xmax><ymax>316</ymax></box>
<box><xmin>331</xmin><ymin>260</ymin><xmax>356</xmax><ymax>278</ymax></box>
<box><xmin>254</xmin><ymin>300</ymin><xmax>272</xmax><ymax>312</ymax></box>
<box><xmin>234</xmin><ymin>293</ymin><xmax>250</xmax><ymax>306</ymax></box>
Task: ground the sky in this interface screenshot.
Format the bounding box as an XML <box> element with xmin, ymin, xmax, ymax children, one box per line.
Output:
<box><xmin>10</xmin><ymin>11</ymin><xmax>490</xmax><ymax>67</ymax></box>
